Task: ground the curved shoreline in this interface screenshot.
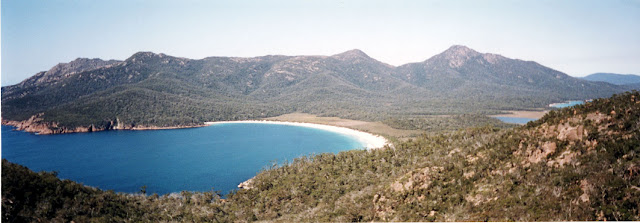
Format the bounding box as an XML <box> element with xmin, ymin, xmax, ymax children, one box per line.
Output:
<box><xmin>205</xmin><ymin>120</ymin><xmax>389</xmax><ymax>150</ymax></box>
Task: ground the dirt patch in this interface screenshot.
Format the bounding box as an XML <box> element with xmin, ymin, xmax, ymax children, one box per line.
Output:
<box><xmin>489</xmin><ymin>110</ymin><xmax>549</xmax><ymax>119</ymax></box>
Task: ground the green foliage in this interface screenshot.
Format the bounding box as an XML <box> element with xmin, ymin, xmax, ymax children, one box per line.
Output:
<box><xmin>2</xmin><ymin>91</ymin><xmax>638</xmax><ymax>222</ymax></box>
<box><xmin>2</xmin><ymin>50</ymin><xmax>631</xmax><ymax>131</ymax></box>
<box><xmin>383</xmin><ymin>114</ymin><xmax>515</xmax><ymax>131</ymax></box>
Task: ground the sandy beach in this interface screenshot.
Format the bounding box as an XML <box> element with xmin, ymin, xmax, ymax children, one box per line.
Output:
<box><xmin>204</xmin><ymin>120</ymin><xmax>389</xmax><ymax>150</ymax></box>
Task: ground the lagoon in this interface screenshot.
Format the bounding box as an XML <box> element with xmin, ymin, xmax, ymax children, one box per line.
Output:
<box><xmin>1</xmin><ymin>123</ymin><xmax>365</xmax><ymax>195</ymax></box>
<box><xmin>494</xmin><ymin>117</ymin><xmax>537</xmax><ymax>124</ymax></box>
<box><xmin>550</xmin><ymin>100</ymin><xmax>584</xmax><ymax>108</ymax></box>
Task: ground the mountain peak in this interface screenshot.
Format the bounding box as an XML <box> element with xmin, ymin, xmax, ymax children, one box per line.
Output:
<box><xmin>125</xmin><ymin>51</ymin><xmax>172</xmax><ymax>64</ymax></box>
<box><xmin>430</xmin><ymin>45</ymin><xmax>482</xmax><ymax>68</ymax></box>
<box><xmin>128</xmin><ymin>51</ymin><xmax>162</xmax><ymax>59</ymax></box>
<box><xmin>442</xmin><ymin>45</ymin><xmax>480</xmax><ymax>57</ymax></box>
<box><xmin>332</xmin><ymin>49</ymin><xmax>371</xmax><ymax>60</ymax></box>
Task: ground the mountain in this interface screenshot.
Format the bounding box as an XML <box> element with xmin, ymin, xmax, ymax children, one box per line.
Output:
<box><xmin>3</xmin><ymin>91</ymin><xmax>639</xmax><ymax>221</ymax></box>
<box><xmin>1</xmin><ymin>58</ymin><xmax>121</xmax><ymax>101</ymax></box>
<box><xmin>1</xmin><ymin>46</ymin><xmax>628</xmax><ymax>134</ymax></box>
<box><xmin>394</xmin><ymin>45</ymin><xmax>621</xmax><ymax>102</ymax></box>
<box><xmin>581</xmin><ymin>73</ymin><xmax>640</xmax><ymax>85</ymax></box>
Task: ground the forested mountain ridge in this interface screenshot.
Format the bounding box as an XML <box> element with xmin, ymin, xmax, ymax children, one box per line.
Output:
<box><xmin>3</xmin><ymin>91</ymin><xmax>638</xmax><ymax>221</ymax></box>
<box><xmin>1</xmin><ymin>58</ymin><xmax>121</xmax><ymax>101</ymax></box>
<box><xmin>1</xmin><ymin>46</ymin><xmax>630</xmax><ymax>134</ymax></box>
<box><xmin>394</xmin><ymin>45</ymin><xmax>624</xmax><ymax>101</ymax></box>
<box><xmin>581</xmin><ymin>73</ymin><xmax>640</xmax><ymax>85</ymax></box>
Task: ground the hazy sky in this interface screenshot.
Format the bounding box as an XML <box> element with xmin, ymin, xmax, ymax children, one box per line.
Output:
<box><xmin>2</xmin><ymin>0</ymin><xmax>639</xmax><ymax>85</ymax></box>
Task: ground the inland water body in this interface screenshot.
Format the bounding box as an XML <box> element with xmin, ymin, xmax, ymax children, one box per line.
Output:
<box><xmin>550</xmin><ymin>100</ymin><xmax>585</xmax><ymax>108</ymax></box>
<box><xmin>493</xmin><ymin>117</ymin><xmax>537</xmax><ymax>124</ymax></box>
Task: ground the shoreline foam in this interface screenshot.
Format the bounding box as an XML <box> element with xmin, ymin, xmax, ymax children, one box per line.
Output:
<box><xmin>205</xmin><ymin>120</ymin><xmax>389</xmax><ymax>150</ymax></box>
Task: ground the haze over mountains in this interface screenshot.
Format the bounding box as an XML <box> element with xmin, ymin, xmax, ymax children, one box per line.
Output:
<box><xmin>580</xmin><ymin>73</ymin><xmax>640</xmax><ymax>85</ymax></box>
<box><xmin>1</xmin><ymin>45</ymin><xmax>633</xmax><ymax>133</ymax></box>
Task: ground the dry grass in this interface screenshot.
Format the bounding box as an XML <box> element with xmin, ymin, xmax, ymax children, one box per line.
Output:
<box><xmin>263</xmin><ymin>113</ymin><xmax>422</xmax><ymax>141</ymax></box>
<box><xmin>489</xmin><ymin>110</ymin><xmax>549</xmax><ymax>119</ymax></box>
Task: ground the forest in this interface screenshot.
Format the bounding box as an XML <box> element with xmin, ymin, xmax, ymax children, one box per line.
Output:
<box><xmin>2</xmin><ymin>46</ymin><xmax>632</xmax><ymax>133</ymax></box>
<box><xmin>3</xmin><ymin>91</ymin><xmax>638</xmax><ymax>222</ymax></box>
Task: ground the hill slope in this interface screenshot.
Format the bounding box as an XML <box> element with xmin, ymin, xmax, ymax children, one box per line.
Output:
<box><xmin>2</xmin><ymin>91</ymin><xmax>638</xmax><ymax>221</ymax></box>
<box><xmin>395</xmin><ymin>46</ymin><xmax>622</xmax><ymax>104</ymax></box>
<box><xmin>1</xmin><ymin>46</ymin><xmax>628</xmax><ymax>134</ymax></box>
<box><xmin>581</xmin><ymin>73</ymin><xmax>640</xmax><ymax>85</ymax></box>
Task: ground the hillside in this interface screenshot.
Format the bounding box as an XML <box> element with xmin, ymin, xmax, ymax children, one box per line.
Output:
<box><xmin>581</xmin><ymin>73</ymin><xmax>640</xmax><ymax>85</ymax></box>
<box><xmin>2</xmin><ymin>91</ymin><xmax>638</xmax><ymax>221</ymax></box>
<box><xmin>394</xmin><ymin>46</ymin><xmax>623</xmax><ymax>104</ymax></box>
<box><xmin>1</xmin><ymin>46</ymin><xmax>628</xmax><ymax>134</ymax></box>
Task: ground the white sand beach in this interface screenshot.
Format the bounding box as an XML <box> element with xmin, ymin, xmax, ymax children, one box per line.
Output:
<box><xmin>204</xmin><ymin>120</ymin><xmax>389</xmax><ymax>150</ymax></box>
<box><xmin>489</xmin><ymin>110</ymin><xmax>549</xmax><ymax>119</ymax></box>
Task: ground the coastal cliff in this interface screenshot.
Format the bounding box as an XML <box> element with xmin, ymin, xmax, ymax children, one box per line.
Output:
<box><xmin>1</xmin><ymin>113</ymin><xmax>206</xmax><ymax>134</ymax></box>
<box><xmin>1</xmin><ymin>113</ymin><xmax>98</xmax><ymax>134</ymax></box>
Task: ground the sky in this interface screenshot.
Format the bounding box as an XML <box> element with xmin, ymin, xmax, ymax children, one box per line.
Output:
<box><xmin>2</xmin><ymin>0</ymin><xmax>639</xmax><ymax>86</ymax></box>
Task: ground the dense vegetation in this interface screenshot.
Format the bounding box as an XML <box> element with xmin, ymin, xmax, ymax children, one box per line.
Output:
<box><xmin>382</xmin><ymin>114</ymin><xmax>515</xmax><ymax>132</ymax></box>
<box><xmin>2</xmin><ymin>46</ymin><xmax>632</xmax><ymax>132</ymax></box>
<box><xmin>3</xmin><ymin>91</ymin><xmax>638</xmax><ymax>221</ymax></box>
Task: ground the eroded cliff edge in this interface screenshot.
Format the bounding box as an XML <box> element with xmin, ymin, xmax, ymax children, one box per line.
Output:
<box><xmin>1</xmin><ymin>113</ymin><xmax>205</xmax><ymax>134</ymax></box>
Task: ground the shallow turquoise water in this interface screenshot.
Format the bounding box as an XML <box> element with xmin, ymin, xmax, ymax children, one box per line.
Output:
<box><xmin>494</xmin><ymin>116</ymin><xmax>537</xmax><ymax>124</ymax></box>
<box><xmin>550</xmin><ymin>100</ymin><xmax>584</xmax><ymax>108</ymax></box>
<box><xmin>1</xmin><ymin>123</ymin><xmax>364</xmax><ymax>195</ymax></box>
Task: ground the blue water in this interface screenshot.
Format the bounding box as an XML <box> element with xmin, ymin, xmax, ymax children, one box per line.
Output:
<box><xmin>494</xmin><ymin>117</ymin><xmax>537</xmax><ymax>124</ymax></box>
<box><xmin>1</xmin><ymin>123</ymin><xmax>364</xmax><ymax>195</ymax></box>
<box><xmin>550</xmin><ymin>100</ymin><xmax>584</xmax><ymax>108</ymax></box>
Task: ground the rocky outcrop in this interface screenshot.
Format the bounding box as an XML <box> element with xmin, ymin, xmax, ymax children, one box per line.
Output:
<box><xmin>1</xmin><ymin>113</ymin><xmax>100</xmax><ymax>135</ymax></box>
<box><xmin>238</xmin><ymin>177</ymin><xmax>254</xmax><ymax>190</ymax></box>
<box><xmin>2</xmin><ymin>114</ymin><xmax>206</xmax><ymax>135</ymax></box>
<box><xmin>2</xmin><ymin>58</ymin><xmax>121</xmax><ymax>101</ymax></box>
<box><xmin>515</xmin><ymin>111</ymin><xmax>611</xmax><ymax>168</ymax></box>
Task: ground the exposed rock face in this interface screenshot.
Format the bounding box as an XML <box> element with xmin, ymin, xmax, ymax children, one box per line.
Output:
<box><xmin>238</xmin><ymin>178</ymin><xmax>254</xmax><ymax>190</ymax></box>
<box><xmin>434</xmin><ymin>45</ymin><xmax>481</xmax><ymax>68</ymax></box>
<box><xmin>557</xmin><ymin>123</ymin><xmax>585</xmax><ymax>141</ymax></box>
<box><xmin>27</xmin><ymin>58</ymin><xmax>121</xmax><ymax>86</ymax></box>
<box><xmin>2</xmin><ymin>114</ymin><xmax>205</xmax><ymax>135</ymax></box>
<box><xmin>516</xmin><ymin>111</ymin><xmax>612</xmax><ymax>168</ymax></box>
<box><xmin>1</xmin><ymin>113</ymin><xmax>106</xmax><ymax>135</ymax></box>
<box><xmin>331</xmin><ymin>49</ymin><xmax>373</xmax><ymax>62</ymax></box>
<box><xmin>524</xmin><ymin>141</ymin><xmax>557</xmax><ymax>164</ymax></box>
<box><xmin>2</xmin><ymin>58</ymin><xmax>121</xmax><ymax>101</ymax></box>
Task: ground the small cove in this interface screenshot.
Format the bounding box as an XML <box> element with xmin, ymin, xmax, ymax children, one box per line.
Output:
<box><xmin>1</xmin><ymin>123</ymin><xmax>366</xmax><ymax>195</ymax></box>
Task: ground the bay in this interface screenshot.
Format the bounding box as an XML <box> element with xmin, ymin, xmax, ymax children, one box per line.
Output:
<box><xmin>1</xmin><ymin>123</ymin><xmax>364</xmax><ymax>195</ymax></box>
